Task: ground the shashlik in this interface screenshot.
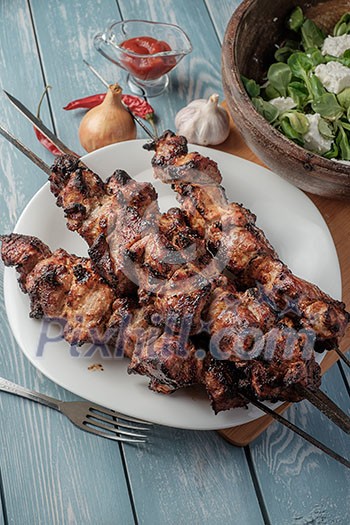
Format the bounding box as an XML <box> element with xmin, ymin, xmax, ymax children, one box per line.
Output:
<box><xmin>0</xmin><ymin>233</ymin><xmax>234</xmax><ymax>406</ymax></box>
<box><xmin>1</xmin><ymin>131</ymin><xmax>348</xmax><ymax>415</ymax></box>
<box><xmin>1</xmin><ymin>113</ymin><xmax>350</xmax><ymax>466</ymax></box>
<box><xmin>144</xmin><ymin>130</ymin><xmax>349</xmax><ymax>351</ymax></box>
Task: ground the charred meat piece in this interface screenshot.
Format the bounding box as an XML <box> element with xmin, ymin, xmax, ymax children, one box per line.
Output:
<box><xmin>128</xmin><ymin>207</ymin><xmax>208</xmax><ymax>291</ymax></box>
<box><xmin>127</xmin><ymin>309</ymin><xmax>204</xmax><ymax>394</ymax></box>
<box><xmin>0</xmin><ymin>233</ymin><xmax>51</xmax><ymax>292</ymax></box>
<box><xmin>206</xmin><ymin>277</ymin><xmax>321</xmax><ymax>404</ymax></box>
<box><xmin>0</xmin><ymin>233</ymin><xmax>129</xmax><ymax>346</ymax></box>
<box><xmin>129</xmin><ymin>207</ymin><xmax>219</xmax><ymax>335</ymax></box>
<box><xmin>150</xmin><ymin>262</ymin><xmax>215</xmax><ymax>335</ymax></box>
<box><xmin>144</xmin><ymin>130</ymin><xmax>222</xmax><ymax>185</ymax></box>
<box><xmin>202</xmin><ymin>356</ymin><xmax>247</xmax><ymax>413</ymax></box>
<box><xmin>50</xmin><ymin>155</ymin><xmax>159</xmax><ymax>294</ymax></box>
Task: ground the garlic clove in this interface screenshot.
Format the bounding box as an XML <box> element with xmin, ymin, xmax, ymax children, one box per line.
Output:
<box><xmin>175</xmin><ymin>93</ymin><xmax>230</xmax><ymax>146</ymax></box>
<box><xmin>79</xmin><ymin>83</ymin><xmax>136</xmax><ymax>153</ymax></box>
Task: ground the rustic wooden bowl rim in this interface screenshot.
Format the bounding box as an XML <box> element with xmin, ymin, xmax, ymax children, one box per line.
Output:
<box><xmin>222</xmin><ymin>0</ymin><xmax>350</xmax><ymax>184</ymax></box>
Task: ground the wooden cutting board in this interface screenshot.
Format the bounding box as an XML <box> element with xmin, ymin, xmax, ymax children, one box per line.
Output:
<box><xmin>214</xmin><ymin>108</ymin><xmax>350</xmax><ymax>446</ymax></box>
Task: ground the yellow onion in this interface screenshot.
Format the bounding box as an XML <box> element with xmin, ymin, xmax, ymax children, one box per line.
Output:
<box><xmin>79</xmin><ymin>83</ymin><xmax>136</xmax><ymax>152</ymax></box>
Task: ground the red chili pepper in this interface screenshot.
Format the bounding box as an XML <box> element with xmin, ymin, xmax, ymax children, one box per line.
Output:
<box><xmin>63</xmin><ymin>93</ymin><xmax>106</xmax><ymax>110</ymax></box>
<box><xmin>34</xmin><ymin>86</ymin><xmax>61</xmax><ymax>156</ymax></box>
<box><xmin>34</xmin><ymin>128</ymin><xmax>62</xmax><ymax>155</ymax></box>
<box><xmin>121</xmin><ymin>94</ymin><xmax>157</xmax><ymax>135</ymax></box>
<box><xmin>122</xmin><ymin>94</ymin><xmax>153</xmax><ymax>119</ymax></box>
<box><xmin>63</xmin><ymin>92</ymin><xmax>157</xmax><ymax>135</ymax></box>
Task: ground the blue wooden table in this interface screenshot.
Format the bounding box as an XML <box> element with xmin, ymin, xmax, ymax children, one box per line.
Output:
<box><xmin>0</xmin><ymin>1</ymin><xmax>349</xmax><ymax>524</ymax></box>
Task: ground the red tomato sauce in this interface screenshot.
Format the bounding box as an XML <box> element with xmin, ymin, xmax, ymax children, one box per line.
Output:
<box><xmin>120</xmin><ymin>36</ymin><xmax>176</xmax><ymax>81</ymax></box>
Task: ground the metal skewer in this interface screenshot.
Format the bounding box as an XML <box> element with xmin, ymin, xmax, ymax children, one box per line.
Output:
<box><xmin>244</xmin><ymin>395</ymin><xmax>350</xmax><ymax>469</ymax></box>
<box><xmin>0</xmin><ymin>125</ymin><xmax>51</xmax><ymax>175</ymax></box>
<box><xmin>296</xmin><ymin>384</ymin><xmax>350</xmax><ymax>435</ymax></box>
<box><xmin>83</xmin><ymin>59</ymin><xmax>109</xmax><ymax>88</ymax></box>
<box><xmin>3</xmin><ymin>90</ymin><xmax>76</xmax><ymax>156</ymax></box>
<box><xmin>82</xmin><ymin>60</ymin><xmax>157</xmax><ymax>140</ymax></box>
<box><xmin>334</xmin><ymin>346</ymin><xmax>350</xmax><ymax>368</ymax></box>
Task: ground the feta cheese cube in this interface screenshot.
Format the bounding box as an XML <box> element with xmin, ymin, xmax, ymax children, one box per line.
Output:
<box><xmin>268</xmin><ymin>96</ymin><xmax>296</xmax><ymax>112</ymax></box>
<box><xmin>314</xmin><ymin>61</ymin><xmax>350</xmax><ymax>94</ymax></box>
<box><xmin>322</xmin><ymin>34</ymin><xmax>350</xmax><ymax>57</ymax></box>
<box><xmin>303</xmin><ymin>113</ymin><xmax>333</xmax><ymax>154</ymax></box>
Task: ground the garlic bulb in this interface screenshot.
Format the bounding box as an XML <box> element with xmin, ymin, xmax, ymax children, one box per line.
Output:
<box><xmin>175</xmin><ymin>94</ymin><xmax>230</xmax><ymax>146</ymax></box>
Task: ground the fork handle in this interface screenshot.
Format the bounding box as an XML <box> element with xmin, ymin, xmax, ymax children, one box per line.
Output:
<box><xmin>0</xmin><ymin>377</ymin><xmax>60</xmax><ymax>410</ymax></box>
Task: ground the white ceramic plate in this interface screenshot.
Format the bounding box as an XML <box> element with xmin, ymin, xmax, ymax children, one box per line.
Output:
<box><xmin>3</xmin><ymin>140</ymin><xmax>341</xmax><ymax>430</ymax></box>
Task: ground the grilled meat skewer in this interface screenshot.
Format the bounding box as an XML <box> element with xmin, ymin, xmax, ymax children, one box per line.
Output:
<box><xmin>0</xmin><ymin>233</ymin><xmax>205</xmax><ymax>391</ymax></box>
<box><xmin>0</xmin><ymin>234</ymin><xmax>320</xmax><ymax>411</ymax></box>
<box><xmin>49</xmin><ymin>155</ymin><xmax>220</xmax><ymax>334</ymax></box>
<box><xmin>2</xmin><ymin>129</ymin><xmax>350</xmax><ymax>428</ymax></box>
<box><xmin>11</xmin><ymin>132</ymin><xmax>340</xmax><ymax>352</ymax></box>
<box><xmin>144</xmin><ymin>131</ymin><xmax>349</xmax><ymax>352</ymax></box>
<box><xmin>0</xmin><ymin>233</ymin><xmax>124</xmax><ymax>346</ymax></box>
<box><xmin>1</xmin><ymin>121</ymin><xmax>350</xmax><ymax>466</ymax></box>
<box><xmin>5</xmin><ymin>233</ymin><xmax>344</xmax><ymax>430</ymax></box>
<box><xmin>0</xmin><ymin>145</ymin><xmax>343</xmax><ymax>404</ymax></box>
<box><xmin>201</xmin><ymin>275</ymin><xmax>321</xmax><ymax>411</ymax></box>
<box><xmin>0</xmin><ymin>233</ymin><xmax>236</xmax><ymax>403</ymax></box>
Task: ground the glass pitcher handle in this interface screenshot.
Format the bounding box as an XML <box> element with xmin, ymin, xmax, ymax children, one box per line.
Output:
<box><xmin>93</xmin><ymin>32</ymin><xmax>127</xmax><ymax>71</ymax></box>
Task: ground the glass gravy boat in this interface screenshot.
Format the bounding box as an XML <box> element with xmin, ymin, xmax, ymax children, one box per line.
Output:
<box><xmin>94</xmin><ymin>20</ymin><xmax>192</xmax><ymax>97</ymax></box>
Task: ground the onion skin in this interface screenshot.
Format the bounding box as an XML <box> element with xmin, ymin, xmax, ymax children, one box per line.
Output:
<box><xmin>78</xmin><ymin>83</ymin><xmax>136</xmax><ymax>152</ymax></box>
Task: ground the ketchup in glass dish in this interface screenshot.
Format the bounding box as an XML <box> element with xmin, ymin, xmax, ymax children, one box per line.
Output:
<box><xmin>94</xmin><ymin>20</ymin><xmax>192</xmax><ymax>97</ymax></box>
<box><xmin>120</xmin><ymin>36</ymin><xmax>176</xmax><ymax>81</ymax></box>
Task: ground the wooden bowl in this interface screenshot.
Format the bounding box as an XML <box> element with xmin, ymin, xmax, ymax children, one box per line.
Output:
<box><xmin>222</xmin><ymin>0</ymin><xmax>350</xmax><ymax>198</ymax></box>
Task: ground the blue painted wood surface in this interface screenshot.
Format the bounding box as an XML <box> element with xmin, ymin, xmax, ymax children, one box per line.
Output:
<box><xmin>0</xmin><ymin>1</ymin><xmax>349</xmax><ymax>524</ymax></box>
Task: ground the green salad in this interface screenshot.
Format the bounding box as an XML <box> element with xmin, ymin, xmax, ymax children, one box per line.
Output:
<box><xmin>242</xmin><ymin>8</ymin><xmax>350</xmax><ymax>161</ymax></box>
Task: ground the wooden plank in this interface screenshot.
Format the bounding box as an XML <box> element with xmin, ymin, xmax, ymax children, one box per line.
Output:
<box><xmin>0</xmin><ymin>0</ymin><xmax>54</xmax><ymax>235</ymax></box>
<box><xmin>339</xmin><ymin>360</ymin><xmax>350</xmax><ymax>395</ymax></box>
<box><xmin>0</xmin><ymin>384</ymin><xmax>135</xmax><ymax>525</ymax></box>
<box><xmin>205</xmin><ymin>0</ymin><xmax>241</xmax><ymax>40</ymax></box>
<box><xmin>121</xmin><ymin>427</ymin><xmax>265</xmax><ymax>525</ymax></box>
<box><xmin>0</xmin><ymin>2</ymin><xmax>135</xmax><ymax>523</ymax></box>
<box><xmin>249</xmin><ymin>365</ymin><xmax>350</xmax><ymax>524</ymax></box>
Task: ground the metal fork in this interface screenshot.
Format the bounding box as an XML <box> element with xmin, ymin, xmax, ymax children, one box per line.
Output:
<box><xmin>0</xmin><ymin>377</ymin><xmax>151</xmax><ymax>443</ymax></box>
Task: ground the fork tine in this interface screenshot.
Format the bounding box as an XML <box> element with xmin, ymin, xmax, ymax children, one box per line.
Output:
<box><xmin>87</xmin><ymin>410</ymin><xmax>150</xmax><ymax>431</ymax></box>
<box><xmin>83</xmin><ymin>418</ymin><xmax>148</xmax><ymax>439</ymax></box>
<box><xmin>88</xmin><ymin>405</ymin><xmax>153</xmax><ymax>425</ymax></box>
<box><xmin>72</xmin><ymin>419</ymin><xmax>147</xmax><ymax>443</ymax></box>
